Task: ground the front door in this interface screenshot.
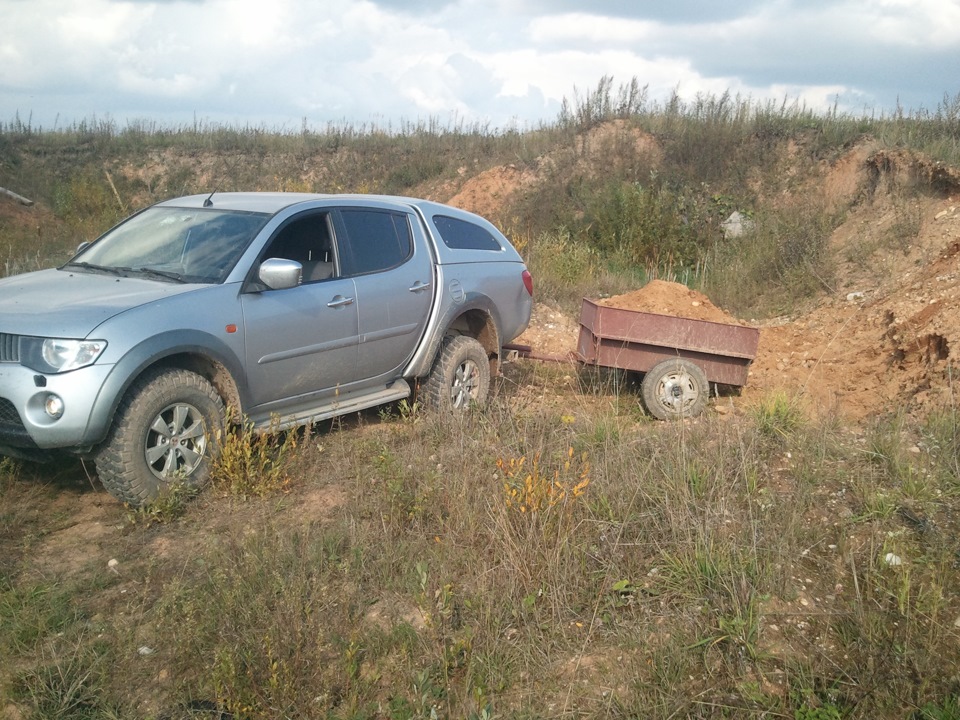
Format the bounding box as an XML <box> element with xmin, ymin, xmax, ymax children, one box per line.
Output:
<box><xmin>240</xmin><ymin>211</ymin><xmax>360</xmax><ymax>415</ymax></box>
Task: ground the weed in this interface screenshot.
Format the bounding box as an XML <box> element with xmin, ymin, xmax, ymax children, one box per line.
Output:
<box><xmin>125</xmin><ymin>480</ymin><xmax>198</xmax><ymax>524</ymax></box>
<box><xmin>379</xmin><ymin>398</ymin><xmax>421</xmax><ymax>423</ymax></box>
<box><xmin>795</xmin><ymin>703</ymin><xmax>843</xmax><ymax>720</ymax></box>
<box><xmin>497</xmin><ymin>447</ymin><xmax>590</xmax><ymax>515</ymax></box>
<box><xmin>885</xmin><ymin>194</ymin><xmax>924</xmax><ymax>252</ymax></box>
<box><xmin>921</xmin><ymin>402</ymin><xmax>960</xmax><ymax>486</ymax></box>
<box><xmin>753</xmin><ymin>391</ymin><xmax>804</xmax><ymax>440</ymax></box>
<box><xmin>212</xmin><ymin>411</ymin><xmax>297</xmax><ymax>499</ymax></box>
<box><xmin>0</xmin><ymin>580</ymin><xmax>80</xmax><ymax>656</ymax></box>
<box><xmin>524</xmin><ymin>227</ymin><xmax>600</xmax><ymax>305</ymax></box>
<box><xmin>12</xmin><ymin>634</ymin><xmax>116</xmax><ymax>720</ymax></box>
<box><xmin>0</xmin><ymin>456</ymin><xmax>22</xmax><ymax>484</ymax></box>
<box><xmin>917</xmin><ymin>695</ymin><xmax>960</xmax><ymax>720</ymax></box>
<box><xmin>705</xmin><ymin>199</ymin><xmax>842</xmax><ymax>315</ymax></box>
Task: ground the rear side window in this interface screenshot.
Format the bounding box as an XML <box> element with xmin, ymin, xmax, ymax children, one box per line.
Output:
<box><xmin>338</xmin><ymin>209</ymin><xmax>412</xmax><ymax>275</ymax></box>
<box><xmin>433</xmin><ymin>215</ymin><xmax>503</xmax><ymax>251</ymax></box>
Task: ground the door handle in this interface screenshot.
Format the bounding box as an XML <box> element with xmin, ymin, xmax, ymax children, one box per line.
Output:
<box><xmin>327</xmin><ymin>295</ymin><xmax>355</xmax><ymax>308</ymax></box>
<box><xmin>409</xmin><ymin>280</ymin><xmax>431</xmax><ymax>293</ymax></box>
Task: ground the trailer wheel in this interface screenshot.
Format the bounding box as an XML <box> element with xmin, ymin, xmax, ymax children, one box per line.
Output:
<box><xmin>422</xmin><ymin>336</ymin><xmax>490</xmax><ymax>411</ymax></box>
<box><xmin>641</xmin><ymin>358</ymin><xmax>709</xmax><ymax>420</ymax></box>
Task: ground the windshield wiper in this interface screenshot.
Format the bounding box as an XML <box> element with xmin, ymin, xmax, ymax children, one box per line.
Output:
<box><xmin>62</xmin><ymin>261</ymin><xmax>129</xmax><ymax>277</ymax></box>
<box><xmin>132</xmin><ymin>267</ymin><xmax>186</xmax><ymax>283</ymax></box>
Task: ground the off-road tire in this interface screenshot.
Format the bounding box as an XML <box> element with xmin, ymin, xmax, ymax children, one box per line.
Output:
<box><xmin>422</xmin><ymin>336</ymin><xmax>491</xmax><ymax>411</ymax></box>
<box><xmin>95</xmin><ymin>367</ymin><xmax>225</xmax><ymax>507</ymax></box>
<box><xmin>641</xmin><ymin>358</ymin><xmax>709</xmax><ymax>421</ymax></box>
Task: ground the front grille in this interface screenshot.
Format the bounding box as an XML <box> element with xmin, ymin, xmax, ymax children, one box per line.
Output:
<box><xmin>0</xmin><ymin>333</ymin><xmax>19</xmax><ymax>362</ymax></box>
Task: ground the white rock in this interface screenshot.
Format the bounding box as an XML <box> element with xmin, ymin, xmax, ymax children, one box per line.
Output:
<box><xmin>884</xmin><ymin>553</ymin><xmax>903</xmax><ymax>566</ymax></box>
<box><xmin>721</xmin><ymin>211</ymin><xmax>754</xmax><ymax>239</ymax></box>
<box><xmin>138</xmin><ymin>646</ymin><xmax>155</xmax><ymax>656</ymax></box>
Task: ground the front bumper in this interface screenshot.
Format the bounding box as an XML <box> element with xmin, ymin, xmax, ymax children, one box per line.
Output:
<box><xmin>0</xmin><ymin>362</ymin><xmax>115</xmax><ymax>451</ymax></box>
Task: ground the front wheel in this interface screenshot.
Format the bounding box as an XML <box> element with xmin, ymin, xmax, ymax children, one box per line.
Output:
<box><xmin>421</xmin><ymin>336</ymin><xmax>491</xmax><ymax>411</ymax></box>
<box><xmin>95</xmin><ymin>368</ymin><xmax>225</xmax><ymax>507</ymax></box>
<box><xmin>641</xmin><ymin>358</ymin><xmax>709</xmax><ymax>421</ymax></box>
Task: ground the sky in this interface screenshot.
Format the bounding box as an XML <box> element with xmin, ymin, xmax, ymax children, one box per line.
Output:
<box><xmin>1</xmin><ymin>0</ymin><xmax>958</xmax><ymax>131</ymax></box>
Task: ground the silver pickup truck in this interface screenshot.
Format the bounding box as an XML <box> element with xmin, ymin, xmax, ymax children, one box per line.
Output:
<box><xmin>0</xmin><ymin>192</ymin><xmax>533</xmax><ymax>506</ymax></box>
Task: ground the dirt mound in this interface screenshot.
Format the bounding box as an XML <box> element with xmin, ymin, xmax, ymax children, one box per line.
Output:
<box><xmin>645</xmin><ymin>197</ymin><xmax>958</xmax><ymax>419</ymax></box>
<box><xmin>446</xmin><ymin>164</ymin><xmax>536</xmax><ymax>220</ymax></box>
<box><xmin>444</xmin><ymin>120</ymin><xmax>661</xmax><ymax>221</ymax></box>
<box><xmin>738</xmin><ymin>197</ymin><xmax>960</xmax><ymax>419</ymax></box>
<box><xmin>597</xmin><ymin>280</ymin><xmax>746</xmax><ymax>325</ymax></box>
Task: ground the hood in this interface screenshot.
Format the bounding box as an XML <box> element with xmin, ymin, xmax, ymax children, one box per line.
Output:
<box><xmin>0</xmin><ymin>268</ymin><xmax>203</xmax><ymax>338</ymax></box>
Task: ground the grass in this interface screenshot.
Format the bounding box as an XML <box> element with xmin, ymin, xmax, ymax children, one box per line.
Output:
<box><xmin>1</xmin><ymin>372</ymin><xmax>959</xmax><ymax>718</ymax></box>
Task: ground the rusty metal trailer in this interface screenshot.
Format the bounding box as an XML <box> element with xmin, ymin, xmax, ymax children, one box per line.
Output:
<box><xmin>505</xmin><ymin>297</ymin><xmax>760</xmax><ymax>420</ymax></box>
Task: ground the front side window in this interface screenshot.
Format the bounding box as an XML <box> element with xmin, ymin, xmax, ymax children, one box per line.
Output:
<box><xmin>261</xmin><ymin>213</ymin><xmax>336</xmax><ymax>283</ymax></box>
<box><xmin>337</xmin><ymin>209</ymin><xmax>412</xmax><ymax>276</ymax></box>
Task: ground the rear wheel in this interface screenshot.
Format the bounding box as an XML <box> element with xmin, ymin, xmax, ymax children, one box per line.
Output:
<box><xmin>641</xmin><ymin>358</ymin><xmax>709</xmax><ymax>420</ymax></box>
<box><xmin>95</xmin><ymin>368</ymin><xmax>225</xmax><ymax>507</ymax></box>
<box><xmin>422</xmin><ymin>336</ymin><xmax>491</xmax><ymax>411</ymax></box>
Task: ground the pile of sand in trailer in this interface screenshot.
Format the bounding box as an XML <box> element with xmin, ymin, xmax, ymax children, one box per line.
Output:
<box><xmin>597</xmin><ymin>280</ymin><xmax>745</xmax><ymax>325</ymax></box>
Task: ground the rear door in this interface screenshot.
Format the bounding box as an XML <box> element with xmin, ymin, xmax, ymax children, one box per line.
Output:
<box><xmin>333</xmin><ymin>207</ymin><xmax>434</xmax><ymax>381</ymax></box>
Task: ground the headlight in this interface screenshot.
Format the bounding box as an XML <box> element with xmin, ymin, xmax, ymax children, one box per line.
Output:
<box><xmin>20</xmin><ymin>337</ymin><xmax>107</xmax><ymax>373</ymax></box>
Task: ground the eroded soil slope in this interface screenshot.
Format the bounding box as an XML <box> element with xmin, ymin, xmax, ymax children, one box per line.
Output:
<box><xmin>747</xmin><ymin>196</ymin><xmax>960</xmax><ymax>418</ymax></box>
<box><xmin>513</xmin><ymin>146</ymin><xmax>960</xmax><ymax>420</ymax></box>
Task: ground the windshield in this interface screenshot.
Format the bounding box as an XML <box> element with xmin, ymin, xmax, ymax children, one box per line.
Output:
<box><xmin>66</xmin><ymin>207</ymin><xmax>270</xmax><ymax>283</ymax></box>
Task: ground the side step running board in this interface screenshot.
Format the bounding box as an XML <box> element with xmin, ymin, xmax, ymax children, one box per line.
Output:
<box><xmin>252</xmin><ymin>380</ymin><xmax>412</xmax><ymax>432</ymax></box>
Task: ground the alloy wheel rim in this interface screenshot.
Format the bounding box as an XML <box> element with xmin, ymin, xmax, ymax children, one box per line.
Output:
<box><xmin>450</xmin><ymin>359</ymin><xmax>480</xmax><ymax>408</ymax></box>
<box><xmin>144</xmin><ymin>402</ymin><xmax>208</xmax><ymax>479</ymax></box>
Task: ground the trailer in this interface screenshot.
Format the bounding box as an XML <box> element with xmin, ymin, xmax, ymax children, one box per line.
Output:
<box><xmin>505</xmin><ymin>297</ymin><xmax>760</xmax><ymax>420</ymax></box>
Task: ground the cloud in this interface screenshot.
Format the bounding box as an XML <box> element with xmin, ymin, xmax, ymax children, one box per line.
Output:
<box><xmin>515</xmin><ymin>0</ymin><xmax>767</xmax><ymax>23</ymax></box>
<box><xmin>0</xmin><ymin>0</ymin><xmax>956</xmax><ymax>129</ymax></box>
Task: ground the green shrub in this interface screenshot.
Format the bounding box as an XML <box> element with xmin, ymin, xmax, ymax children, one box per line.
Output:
<box><xmin>705</xmin><ymin>198</ymin><xmax>842</xmax><ymax>316</ymax></box>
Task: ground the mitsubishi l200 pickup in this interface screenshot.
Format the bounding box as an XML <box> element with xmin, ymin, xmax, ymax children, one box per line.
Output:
<box><xmin>0</xmin><ymin>193</ymin><xmax>533</xmax><ymax>506</ymax></box>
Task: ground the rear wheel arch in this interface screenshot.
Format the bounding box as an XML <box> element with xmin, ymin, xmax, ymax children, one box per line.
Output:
<box><xmin>444</xmin><ymin>308</ymin><xmax>500</xmax><ymax>356</ymax></box>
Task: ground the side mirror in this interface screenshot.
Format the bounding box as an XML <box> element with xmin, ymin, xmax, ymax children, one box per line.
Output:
<box><xmin>75</xmin><ymin>241</ymin><xmax>90</xmax><ymax>254</ymax></box>
<box><xmin>258</xmin><ymin>258</ymin><xmax>302</xmax><ymax>290</ymax></box>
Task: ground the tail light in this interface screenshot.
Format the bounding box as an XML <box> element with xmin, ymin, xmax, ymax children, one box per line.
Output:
<box><xmin>521</xmin><ymin>269</ymin><xmax>533</xmax><ymax>296</ymax></box>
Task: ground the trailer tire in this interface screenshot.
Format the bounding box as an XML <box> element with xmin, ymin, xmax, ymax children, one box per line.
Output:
<box><xmin>641</xmin><ymin>358</ymin><xmax>709</xmax><ymax>420</ymax></box>
<box><xmin>422</xmin><ymin>336</ymin><xmax>490</xmax><ymax>411</ymax></box>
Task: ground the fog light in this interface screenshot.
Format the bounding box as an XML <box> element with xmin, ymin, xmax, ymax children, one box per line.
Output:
<box><xmin>44</xmin><ymin>394</ymin><xmax>64</xmax><ymax>419</ymax></box>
